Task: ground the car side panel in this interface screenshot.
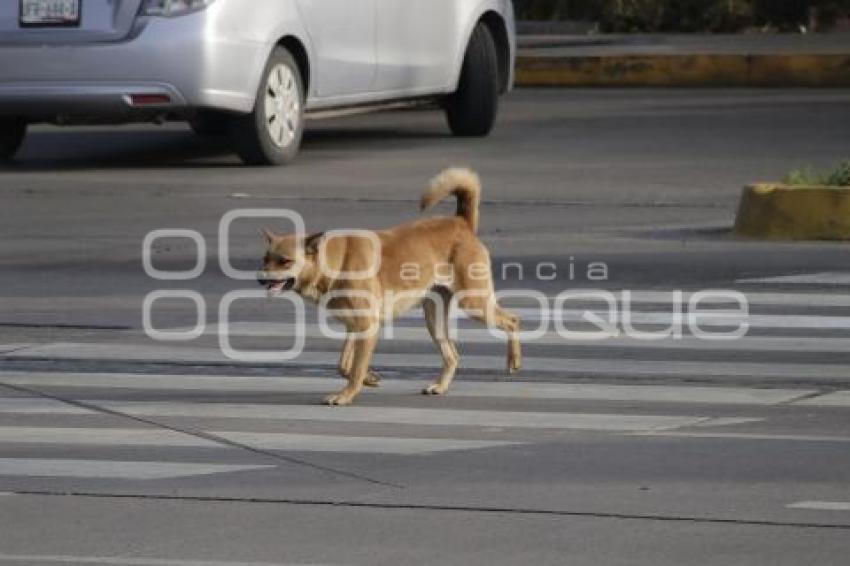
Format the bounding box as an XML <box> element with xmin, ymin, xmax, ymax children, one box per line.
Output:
<box><xmin>209</xmin><ymin>0</ymin><xmax>314</xmax><ymax>110</ymax></box>
<box><xmin>308</xmin><ymin>0</ymin><xmax>513</xmax><ymax>108</ymax></box>
<box><xmin>374</xmin><ymin>0</ymin><xmax>458</xmax><ymax>93</ymax></box>
<box><xmin>294</xmin><ymin>0</ymin><xmax>377</xmax><ymax>97</ymax></box>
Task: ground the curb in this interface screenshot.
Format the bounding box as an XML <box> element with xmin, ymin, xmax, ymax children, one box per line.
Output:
<box><xmin>515</xmin><ymin>54</ymin><xmax>850</xmax><ymax>87</ymax></box>
<box><xmin>734</xmin><ymin>183</ymin><xmax>850</xmax><ymax>241</ymax></box>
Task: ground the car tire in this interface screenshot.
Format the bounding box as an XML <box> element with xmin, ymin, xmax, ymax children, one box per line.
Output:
<box><xmin>445</xmin><ymin>23</ymin><xmax>499</xmax><ymax>137</ymax></box>
<box><xmin>0</xmin><ymin>119</ymin><xmax>27</xmax><ymax>161</ymax></box>
<box><xmin>189</xmin><ymin>110</ymin><xmax>231</xmax><ymax>137</ymax></box>
<box><xmin>230</xmin><ymin>47</ymin><xmax>305</xmax><ymax>166</ymax></box>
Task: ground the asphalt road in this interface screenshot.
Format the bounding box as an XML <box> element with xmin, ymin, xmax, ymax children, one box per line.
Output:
<box><xmin>1</xmin><ymin>89</ymin><xmax>849</xmax><ymax>565</ymax></box>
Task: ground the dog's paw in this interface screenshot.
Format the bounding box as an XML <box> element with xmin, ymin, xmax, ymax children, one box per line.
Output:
<box><xmin>422</xmin><ymin>384</ymin><xmax>447</xmax><ymax>396</ymax></box>
<box><xmin>323</xmin><ymin>392</ymin><xmax>354</xmax><ymax>406</ymax></box>
<box><xmin>363</xmin><ymin>372</ymin><xmax>381</xmax><ymax>388</ymax></box>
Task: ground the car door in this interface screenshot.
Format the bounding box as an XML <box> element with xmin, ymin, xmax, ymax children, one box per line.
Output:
<box><xmin>374</xmin><ymin>0</ymin><xmax>458</xmax><ymax>93</ymax></box>
<box><xmin>294</xmin><ymin>0</ymin><xmax>376</xmax><ymax>98</ymax></box>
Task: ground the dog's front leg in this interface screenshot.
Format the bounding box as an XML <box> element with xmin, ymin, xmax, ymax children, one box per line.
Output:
<box><xmin>339</xmin><ymin>336</ymin><xmax>381</xmax><ymax>388</ymax></box>
<box><xmin>325</xmin><ymin>333</ymin><xmax>379</xmax><ymax>406</ymax></box>
<box><xmin>338</xmin><ymin>337</ymin><xmax>355</xmax><ymax>378</ymax></box>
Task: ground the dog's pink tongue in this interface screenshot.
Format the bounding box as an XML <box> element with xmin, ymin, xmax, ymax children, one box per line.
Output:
<box><xmin>267</xmin><ymin>282</ymin><xmax>285</xmax><ymax>296</ymax></box>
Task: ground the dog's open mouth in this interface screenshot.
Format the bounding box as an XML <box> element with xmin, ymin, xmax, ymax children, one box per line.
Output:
<box><xmin>262</xmin><ymin>278</ymin><xmax>296</xmax><ymax>294</ymax></box>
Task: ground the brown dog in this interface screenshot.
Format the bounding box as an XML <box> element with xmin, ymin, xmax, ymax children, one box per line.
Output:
<box><xmin>258</xmin><ymin>168</ymin><xmax>521</xmax><ymax>406</ymax></box>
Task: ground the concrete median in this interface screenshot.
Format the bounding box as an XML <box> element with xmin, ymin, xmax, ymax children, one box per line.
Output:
<box><xmin>515</xmin><ymin>53</ymin><xmax>850</xmax><ymax>87</ymax></box>
<box><xmin>735</xmin><ymin>183</ymin><xmax>850</xmax><ymax>240</ymax></box>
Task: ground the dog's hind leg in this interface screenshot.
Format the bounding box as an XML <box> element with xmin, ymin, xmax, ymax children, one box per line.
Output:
<box><xmin>422</xmin><ymin>287</ymin><xmax>460</xmax><ymax>395</ymax></box>
<box><xmin>457</xmin><ymin>292</ymin><xmax>522</xmax><ymax>375</ymax></box>
<box><xmin>339</xmin><ymin>336</ymin><xmax>380</xmax><ymax>388</ymax></box>
<box><xmin>453</xmin><ymin>244</ymin><xmax>522</xmax><ymax>374</ymax></box>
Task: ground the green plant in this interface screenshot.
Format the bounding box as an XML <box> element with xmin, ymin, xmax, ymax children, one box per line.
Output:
<box><xmin>752</xmin><ymin>0</ymin><xmax>809</xmax><ymax>29</ymax></box>
<box><xmin>515</xmin><ymin>0</ymin><xmax>602</xmax><ymax>21</ymax></box>
<box><xmin>783</xmin><ymin>160</ymin><xmax>850</xmax><ymax>186</ymax></box>
<box><xmin>824</xmin><ymin>160</ymin><xmax>850</xmax><ymax>186</ymax></box>
<box><xmin>600</xmin><ymin>0</ymin><xmax>666</xmax><ymax>32</ymax></box>
<box><xmin>514</xmin><ymin>0</ymin><xmax>849</xmax><ymax>31</ymax></box>
<box><xmin>701</xmin><ymin>0</ymin><xmax>755</xmax><ymax>31</ymax></box>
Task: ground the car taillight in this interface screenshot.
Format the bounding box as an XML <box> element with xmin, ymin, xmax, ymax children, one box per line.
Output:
<box><xmin>142</xmin><ymin>0</ymin><xmax>216</xmax><ymax>17</ymax></box>
<box><xmin>127</xmin><ymin>94</ymin><xmax>172</xmax><ymax>106</ymax></box>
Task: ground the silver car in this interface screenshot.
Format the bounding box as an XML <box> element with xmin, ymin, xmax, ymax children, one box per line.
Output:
<box><xmin>0</xmin><ymin>0</ymin><xmax>515</xmax><ymax>165</ymax></box>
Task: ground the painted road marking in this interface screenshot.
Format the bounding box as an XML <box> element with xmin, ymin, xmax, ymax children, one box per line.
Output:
<box><xmin>0</xmin><ymin>344</ymin><xmax>31</xmax><ymax>354</ymax></box>
<box><xmin>5</xmin><ymin>290</ymin><xmax>850</xmax><ymax>307</ymax></box>
<box><xmin>0</xmin><ymin>427</ymin><xmax>516</xmax><ymax>454</ymax></box>
<box><xmin>794</xmin><ymin>391</ymin><xmax>850</xmax><ymax>407</ymax></box>
<box><xmin>786</xmin><ymin>501</ymin><xmax>850</xmax><ymax>511</ymax></box>
<box><xmin>0</xmin><ymin>555</ymin><xmax>331</xmax><ymax>566</ymax></box>
<box><xmin>0</xmin><ymin>398</ymin><xmax>93</xmax><ymax>415</ymax></box>
<box><xmin>0</xmin><ymin>372</ymin><xmax>816</xmax><ymax>406</ymax></box>
<box><xmin>215</xmin><ymin>432</ymin><xmax>515</xmax><ymax>454</ymax></box>
<box><xmin>615</xmin><ymin>291</ymin><xmax>850</xmax><ymax>307</ymax></box>
<box><xmin>165</xmin><ymin>323</ymin><xmax>850</xmax><ymax>353</ymax></box>
<box><xmin>187</xmin><ymin>310</ymin><xmax>850</xmax><ymax>330</ymax></box>
<box><xmin>0</xmin><ymin>427</ymin><xmax>215</xmax><ymax>448</ymax></box>
<box><xmin>0</xmin><ymin>459</ymin><xmax>273</xmax><ymax>480</ymax></box>
<box><xmin>737</xmin><ymin>272</ymin><xmax>850</xmax><ymax>285</ymax></box>
<box><xmin>90</xmin><ymin>402</ymin><xmax>741</xmax><ymax>432</ymax></box>
<box><xmin>635</xmin><ymin>432</ymin><xmax>850</xmax><ymax>443</ymax></box>
<box><xmin>6</xmin><ymin>343</ymin><xmax>849</xmax><ymax>380</ymax></box>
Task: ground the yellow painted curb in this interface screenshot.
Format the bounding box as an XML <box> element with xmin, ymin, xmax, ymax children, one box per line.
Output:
<box><xmin>734</xmin><ymin>183</ymin><xmax>850</xmax><ymax>240</ymax></box>
<box><xmin>515</xmin><ymin>54</ymin><xmax>850</xmax><ymax>87</ymax></box>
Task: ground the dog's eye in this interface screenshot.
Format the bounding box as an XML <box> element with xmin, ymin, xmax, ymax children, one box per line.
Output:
<box><xmin>278</xmin><ymin>259</ymin><xmax>293</xmax><ymax>267</ymax></box>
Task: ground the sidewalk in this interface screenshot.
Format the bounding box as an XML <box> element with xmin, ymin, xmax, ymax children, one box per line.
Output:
<box><xmin>516</xmin><ymin>32</ymin><xmax>850</xmax><ymax>87</ymax></box>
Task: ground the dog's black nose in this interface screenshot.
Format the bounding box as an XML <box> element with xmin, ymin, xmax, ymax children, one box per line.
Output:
<box><xmin>257</xmin><ymin>278</ymin><xmax>270</xmax><ymax>287</ymax></box>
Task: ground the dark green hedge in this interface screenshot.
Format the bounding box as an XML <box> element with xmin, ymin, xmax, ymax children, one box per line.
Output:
<box><xmin>515</xmin><ymin>0</ymin><xmax>850</xmax><ymax>31</ymax></box>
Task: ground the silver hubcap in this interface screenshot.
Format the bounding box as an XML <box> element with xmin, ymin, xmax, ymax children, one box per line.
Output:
<box><xmin>264</xmin><ymin>63</ymin><xmax>300</xmax><ymax>148</ymax></box>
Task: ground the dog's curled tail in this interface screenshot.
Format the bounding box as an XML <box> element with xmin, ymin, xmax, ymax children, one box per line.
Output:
<box><xmin>420</xmin><ymin>167</ymin><xmax>481</xmax><ymax>233</ymax></box>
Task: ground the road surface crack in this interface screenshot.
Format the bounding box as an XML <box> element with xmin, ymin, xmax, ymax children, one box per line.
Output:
<box><xmin>0</xmin><ymin>380</ymin><xmax>404</xmax><ymax>490</ymax></box>
<box><xmin>7</xmin><ymin>490</ymin><xmax>850</xmax><ymax>531</ymax></box>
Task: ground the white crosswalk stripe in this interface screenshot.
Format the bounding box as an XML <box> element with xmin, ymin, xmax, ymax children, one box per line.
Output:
<box><xmin>6</xmin><ymin>343</ymin><xmax>847</xmax><ymax>379</ymax></box>
<box><xmin>0</xmin><ymin>286</ymin><xmax>848</xmax><ymax>483</ymax></box>
<box><xmin>5</xmin><ymin>288</ymin><xmax>850</xmax><ymax>378</ymax></box>
<box><xmin>0</xmin><ymin>426</ymin><xmax>516</xmax><ymax>455</ymax></box>
<box><xmin>178</xmin><ymin>323</ymin><xmax>850</xmax><ymax>352</ymax></box>
<box><xmin>0</xmin><ymin>459</ymin><xmax>274</xmax><ymax>480</ymax></box>
<box><xmin>0</xmin><ymin>554</ymin><xmax>330</xmax><ymax>566</ymax></box>
<box><xmin>176</xmin><ymin>310</ymin><xmax>850</xmax><ymax>332</ymax></box>
<box><xmin>794</xmin><ymin>391</ymin><xmax>850</xmax><ymax>407</ymax></box>
<box><xmin>786</xmin><ymin>501</ymin><xmax>850</xmax><ymax>511</ymax></box>
<box><xmin>0</xmin><ymin>368</ymin><xmax>845</xmax><ymax>482</ymax></box>
<box><xmin>0</xmin><ymin>372</ymin><xmax>820</xmax><ymax>405</ymax></box>
<box><xmin>0</xmin><ymin>396</ymin><xmax>742</xmax><ymax>432</ymax></box>
<box><xmin>737</xmin><ymin>272</ymin><xmax>850</xmax><ymax>285</ymax></box>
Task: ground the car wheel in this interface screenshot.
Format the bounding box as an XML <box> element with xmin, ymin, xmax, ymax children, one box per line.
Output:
<box><xmin>189</xmin><ymin>110</ymin><xmax>231</xmax><ymax>137</ymax></box>
<box><xmin>230</xmin><ymin>47</ymin><xmax>305</xmax><ymax>166</ymax></box>
<box><xmin>0</xmin><ymin>119</ymin><xmax>27</xmax><ymax>161</ymax></box>
<box><xmin>445</xmin><ymin>23</ymin><xmax>499</xmax><ymax>137</ymax></box>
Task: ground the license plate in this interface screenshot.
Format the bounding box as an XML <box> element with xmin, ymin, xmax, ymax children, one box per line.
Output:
<box><xmin>20</xmin><ymin>0</ymin><xmax>81</xmax><ymax>27</ymax></box>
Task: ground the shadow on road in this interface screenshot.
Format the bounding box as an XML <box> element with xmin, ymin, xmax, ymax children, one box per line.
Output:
<box><xmin>1</xmin><ymin>119</ymin><xmax>450</xmax><ymax>171</ymax></box>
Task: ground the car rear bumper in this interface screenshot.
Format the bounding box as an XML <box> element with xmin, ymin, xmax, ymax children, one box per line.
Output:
<box><xmin>0</xmin><ymin>83</ymin><xmax>188</xmax><ymax>118</ymax></box>
<box><xmin>0</xmin><ymin>10</ymin><xmax>266</xmax><ymax>119</ymax></box>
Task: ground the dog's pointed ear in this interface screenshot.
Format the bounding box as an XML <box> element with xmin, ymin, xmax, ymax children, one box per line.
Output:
<box><xmin>303</xmin><ymin>232</ymin><xmax>325</xmax><ymax>256</ymax></box>
<box><xmin>260</xmin><ymin>228</ymin><xmax>277</xmax><ymax>244</ymax></box>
